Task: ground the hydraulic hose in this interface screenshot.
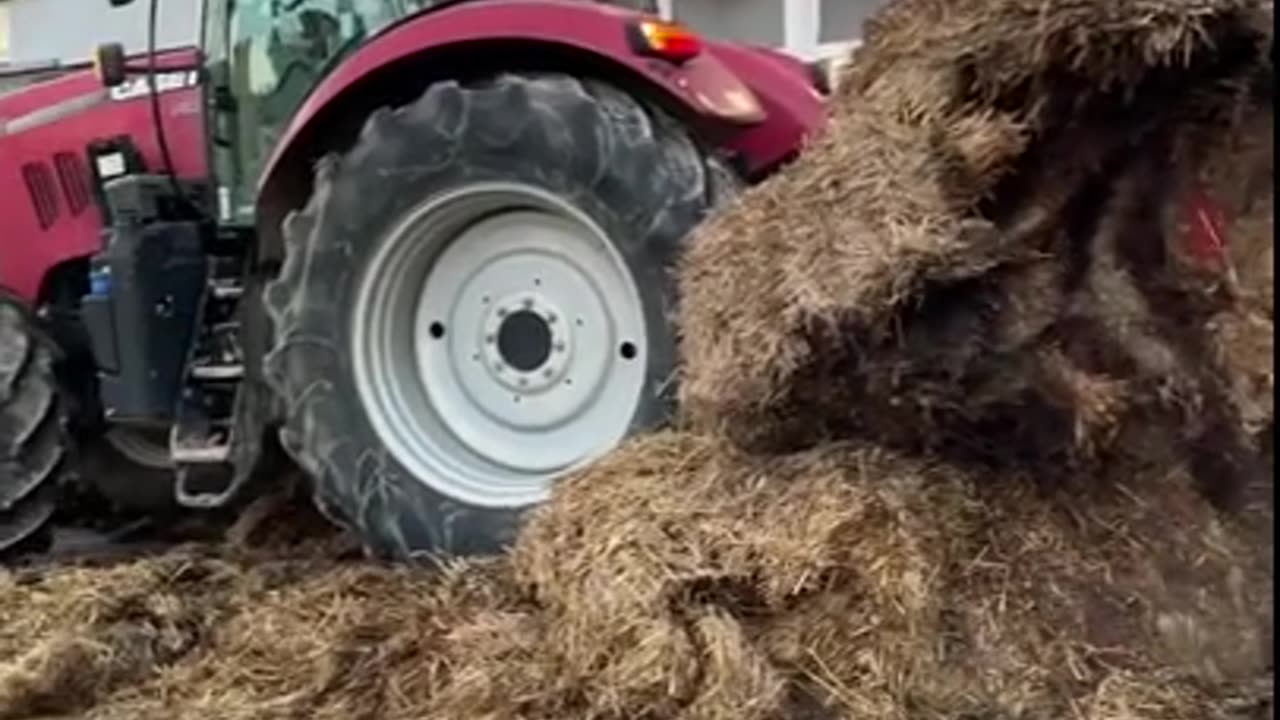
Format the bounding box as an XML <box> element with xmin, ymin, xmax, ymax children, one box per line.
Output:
<box><xmin>146</xmin><ymin>0</ymin><xmax>191</xmax><ymax>210</ymax></box>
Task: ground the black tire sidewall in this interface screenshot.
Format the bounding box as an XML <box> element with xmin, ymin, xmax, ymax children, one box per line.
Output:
<box><xmin>0</xmin><ymin>291</ymin><xmax>68</xmax><ymax>556</ymax></box>
<box><xmin>266</xmin><ymin>74</ymin><xmax>724</xmax><ymax>558</ymax></box>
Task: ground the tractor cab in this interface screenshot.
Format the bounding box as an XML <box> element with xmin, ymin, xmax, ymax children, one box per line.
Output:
<box><xmin>204</xmin><ymin>0</ymin><xmax>413</xmax><ymax>223</ymax></box>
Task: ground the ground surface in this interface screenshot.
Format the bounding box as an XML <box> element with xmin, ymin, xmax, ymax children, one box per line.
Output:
<box><xmin>0</xmin><ymin>444</ymin><xmax>1271</xmax><ymax>720</ymax></box>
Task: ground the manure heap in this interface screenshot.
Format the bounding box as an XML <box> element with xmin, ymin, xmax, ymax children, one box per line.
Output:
<box><xmin>0</xmin><ymin>0</ymin><xmax>1273</xmax><ymax>718</ymax></box>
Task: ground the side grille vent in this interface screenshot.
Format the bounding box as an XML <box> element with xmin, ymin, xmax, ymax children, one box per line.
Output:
<box><xmin>21</xmin><ymin>162</ymin><xmax>59</xmax><ymax>230</ymax></box>
<box><xmin>54</xmin><ymin>152</ymin><xmax>91</xmax><ymax>216</ymax></box>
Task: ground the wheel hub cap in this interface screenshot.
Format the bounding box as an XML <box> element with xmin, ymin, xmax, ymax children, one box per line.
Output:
<box><xmin>480</xmin><ymin>294</ymin><xmax>570</xmax><ymax>393</ymax></box>
<box><xmin>497</xmin><ymin>309</ymin><xmax>552</xmax><ymax>372</ymax></box>
<box><xmin>351</xmin><ymin>183</ymin><xmax>649</xmax><ymax>509</ymax></box>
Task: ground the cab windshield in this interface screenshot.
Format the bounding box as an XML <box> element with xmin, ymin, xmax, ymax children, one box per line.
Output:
<box><xmin>209</xmin><ymin>0</ymin><xmax>433</xmax><ymax>220</ymax></box>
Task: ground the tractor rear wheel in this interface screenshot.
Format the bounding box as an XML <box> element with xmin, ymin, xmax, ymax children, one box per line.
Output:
<box><xmin>0</xmin><ymin>293</ymin><xmax>69</xmax><ymax>556</ymax></box>
<box><xmin>264</xmin><ymin>73</ymin><xmax>736</xmax><ymax>559</ymax></box>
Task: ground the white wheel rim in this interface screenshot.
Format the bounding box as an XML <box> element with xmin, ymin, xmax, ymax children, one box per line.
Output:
<box><xmin>349</xmin><ymin>182</ymin><xmax>649</xmax><ymax>508</ymax></box>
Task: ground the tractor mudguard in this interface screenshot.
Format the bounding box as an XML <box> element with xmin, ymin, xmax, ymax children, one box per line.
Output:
<box><xmin>254</xmin><ymin>0</ymin><xmax>826</xmax><ymax>247</ymax></box>
<box><xmin>701</xmin><ymin>40</ymin><xmax>827</xmax><ymax>180</ymax></box>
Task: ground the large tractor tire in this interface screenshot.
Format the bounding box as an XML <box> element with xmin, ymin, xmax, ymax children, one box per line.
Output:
<box><xmin>264</xmin><ymin>73</ymin><xmax>737</xmax><ymax>559</ymax></box>
<box><xmin>0</xmin><ymin>292</ymin><xmax>69</xmax><ymax>556</ymax></box>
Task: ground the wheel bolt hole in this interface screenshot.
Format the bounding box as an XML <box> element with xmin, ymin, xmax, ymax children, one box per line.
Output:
<box><xmin>576</xmin><ymin>317</ymin><xmax>584</xmax><ymax>327</ymax></box>
<box><xmin>429</xmin><ymin>322</ymin><xmax>446</xmax><ymax>340</ymax></box>
<box><xmin>619</xmin><ymin>341</ymin><xmax>638</xmax><ymax>361</ymax></box>
<box><xmin>534</xmin><ymin>278</ymin><xmax>542</xmax><ymax>286</ymax></box>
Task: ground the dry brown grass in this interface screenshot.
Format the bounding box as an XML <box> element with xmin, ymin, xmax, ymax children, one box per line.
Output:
<box><xmin>0</xmin><ymin>0</ymin><xmax>1271</xmax><ymax>718</ymax></box>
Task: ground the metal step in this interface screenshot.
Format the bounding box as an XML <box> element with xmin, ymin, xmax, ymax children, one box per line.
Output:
<box><xmin>169</xmin><ymin>417</ymin><xmax>232</xmax><ymax>465</ymax></box>
<box><xmin>210</xmin><ymin>282</ymin><xmax>243</xmax><ymax>300</ymax></box>
<box><xmin>167</xmin><ymin>262</ymin><xmax>248</xmax><ymax>509</ymax></box>
<box><xmin>171</xmin><ymin>443</ymin><xmax>231</xmax><ymax>464</ymax></box>
<box><xmin>190</xmin><ymin>363</ymin><xmax>244</xmax><ymax>381</ymax></box>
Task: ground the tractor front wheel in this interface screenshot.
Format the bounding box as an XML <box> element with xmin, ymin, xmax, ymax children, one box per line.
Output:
<box><xmin>264</xmin><ymin>73</ymin><xmax>735</xmax><ymax>558</ymax></box>
<box><xmin>0</xmin><ymin>292</ymin><xmax>69</xmax><ymax>557</ymax></box>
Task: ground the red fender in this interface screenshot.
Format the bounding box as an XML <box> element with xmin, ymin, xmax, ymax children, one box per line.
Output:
<box><xmin>703</xmin><ymin>41</ymin><xmax>827</xmax><ymax>179</ymax></box>
<box><xmin>255</xmin><ymin>0</ymin><xmax>825</xmax><ymax>245</ymax></box>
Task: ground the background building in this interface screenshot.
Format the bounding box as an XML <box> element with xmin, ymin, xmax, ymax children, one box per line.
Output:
<box><xmin>0</xmin><ymin>0</ymin><xmax>198</xmax><ymax>66</ymax></box>
<box><xmin>664</xmin><ymin>0</ymin><xmax>880</xmax><ymax>59</ymax></box>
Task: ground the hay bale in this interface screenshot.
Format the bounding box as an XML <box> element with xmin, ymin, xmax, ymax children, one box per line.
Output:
<box><xmin>1197</xmin><ymin>93</ymin><xmax>1274</xmax><ymax>449</ymax></box>
<box><xmin>1229</xmin><ymin>191</ymin><xmax>1275</xmax><ymax>315</ymax></box>
<box><xmin>1194</xmin><ymin>96</ymin><xmax>1273</xmax><ymax>314</ymax></box>
<box><xmin>509</xmin><ymin>431</ymin><xmax>977</xmax><ymax>719</ymax></box>
<box><xmin>754</xmin><ymin>459</ymin><xmax>1273</xmax><ymax>718</ymax></box>
<box><xmin>677</xmin><ymin>0</ymin><xmax>1273</xmax><ymax>500</ymax></box>
<box><xmin>504</xmin><ymin>432</ymin><xmax>1270</xmax><ymax>719</ymax></box>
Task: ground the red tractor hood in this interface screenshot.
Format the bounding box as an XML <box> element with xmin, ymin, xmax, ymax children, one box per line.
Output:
<box><xmin>0</xmin><ymin>48</ymin><xmax>207</xmax><ymax>302</ymax></box>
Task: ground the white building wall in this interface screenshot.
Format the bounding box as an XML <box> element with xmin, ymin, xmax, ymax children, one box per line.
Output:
<box><xmin>0</xmin><ymin>4</ymin><xmax>9</xmax><ymax>62</ymax></box>
<box><xmin>671</xmin><ymin>0</ymin><xmax>785</xmax><ymax>47</ymax></box>
<box><xmin>665</xmin><ymin>0</ymin><xmax>885</xmax><ymax>60</ymax></box>
<box><xmin>819</xmin><ymin>0</ymin><xmax>883</xmax><ymax>43</ymax></box>
<box><xmin>0</xmin><ymin>0</ymin><xmax>199</xmax><ymax>65</ymax></box>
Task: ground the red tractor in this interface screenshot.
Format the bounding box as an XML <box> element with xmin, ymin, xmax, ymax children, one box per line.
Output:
<box><xmin>0</xmin><ymin>0</ymin><xmax>830</xmax><ymax>559</ymax></box>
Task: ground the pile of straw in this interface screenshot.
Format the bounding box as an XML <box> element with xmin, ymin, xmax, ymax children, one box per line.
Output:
<box><xmin>0</xmin><ymin>0</ymin><xmax>1271</xmax><ymax>717</ymax></box>
<box><xmin>0</xmin><ymin>437</ymin><xmax>1269</xmax><ymax>719</ymax></box>
<box><xmin>678</xmin><ymin>0</ymin><xmax>1273</xmax><ymax>504</ymax></box>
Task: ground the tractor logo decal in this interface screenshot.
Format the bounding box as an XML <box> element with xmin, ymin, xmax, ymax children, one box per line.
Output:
<box><xmin>108</xmin><ymin>70</ymin><xmax>200</xmax><ymax>102</ymax></box>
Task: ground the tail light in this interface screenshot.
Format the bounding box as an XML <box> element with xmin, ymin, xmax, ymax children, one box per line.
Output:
<box><xmin>627</xmin><ymin>19</ymin><xmax>703</xmax><ymax>63</ymax></box>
